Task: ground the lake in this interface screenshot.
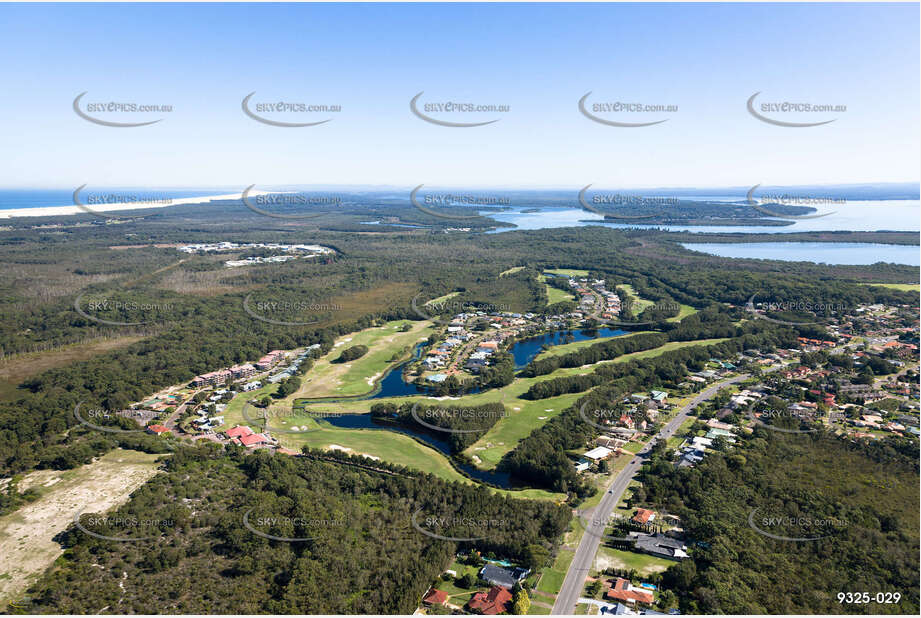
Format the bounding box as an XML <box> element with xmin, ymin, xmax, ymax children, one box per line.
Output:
<box><xmin>486</xmin><ymin>200</ymin><xmax>920</xmax><ymax>234</ymax></box>
<box><xmin>509</xmin><ymin>327</ymin><xmax>629</xmax><ymax>368</ymax></box>
<box><xmin>681</xmin><ymin>242</ymin><xmax>920</xmax><ymax>266</ymax></box>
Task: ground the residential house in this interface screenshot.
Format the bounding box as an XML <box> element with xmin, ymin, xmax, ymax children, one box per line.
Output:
<box><xmin>467</xmin><ymin>586</ymin><xmax>513</xmax><ymax>615</ymax></box>
<box><xmin>479</xmin><ymin>564</ymin><xmax>529</xmax><ymax>589</ymax></box>
<box><xmin>605</xmin><ymin>578</ymin><xmax>654</xmax><ymax>605</ymax></box>
<box><xmin>422</xmin><ymin>588</ymin><xmax>448</xmax><ymax>607</ymax></box>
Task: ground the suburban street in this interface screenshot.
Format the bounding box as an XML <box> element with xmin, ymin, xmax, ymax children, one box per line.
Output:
<box><xmin>551</xmin><ymin>373</ymin><xmax>751</xmax><ymax>615</ymax></box>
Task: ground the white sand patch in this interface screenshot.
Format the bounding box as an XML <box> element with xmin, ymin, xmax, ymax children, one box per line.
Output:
<box><xmin>0</xmin><ymin>190</ymin><xmax>281</xmax><ymax>219</ymax></box>
<box><xmin>471</xmin><ymin>455</ymin><xmax>482</xmax><ymax>464</ymax></box>
<box><xmin>545</xmin><ymin>409</ymin><xmax>554</xmax><ymax>412</ymax></box>
<box><xmin>328</xmin><ymin>444</ymin><xmax>352</xmax><ymax>453</ymax></box>
<box><xmin>513</xmin><ymin>407</ymin><xmax>521</xmax><ymax>411</ymax></box>
<box><xmin>538</xmin><ymin>416</ymin><xmax>548</xmax><ymax>420</ymax></box>
<box><xmin>428</xmin><ymin>396</ymin><xmax>460</xmax><ymax>401</ymax></box>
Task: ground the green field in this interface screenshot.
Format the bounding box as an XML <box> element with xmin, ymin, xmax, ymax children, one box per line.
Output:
<box><xmin>500</xmin><ymin>266</ymin><xmax>526</xmax><ymax>277</ymax></box>
<box><xmin>301</xmin><ymin>338</ymin><xmax>729</xmax><ymax>473</ymax></box>
<box><xmin>537</xmin><ymin>549</ymin><xmax>573</xmax><ymax>595</ymax></box>
<box><xmin>465</xmin><ymin>392</ymin><xmax>584</xmax><ymax>469</ymax></box>
<box><xmin>528</xmin><ymin>603</ymin><xmax>553</xmax><ymax>614</ymax></box>
<box><xmin>546</xmin><ymin>285</ymin><xmax>575</xmax><ymax>305</ymax></box>
<box><xmin>860</xmin><ymin>282</ymin><xmax>920</xmax><ymax>291</ymax></box>
<box><xmin>288</xmin><ymin>319</ymin><xmax>433</xmax><ymax>400</ymax></box>
<box><xmin>538</xmin><ymin>271</ymin><xmax>576</xmax><ymax>305</ymax></box>
<box><xmin>544</xmin><ymin>268</ymin><xmax>590</xmax><ymax>277</ymax></box>
<box><xmin>426</xmin><ymin>291</ymin><xmax>461</xmax><ymax>304</ymax></box>
<box><xmin>668</xmin><ymin>304</ymin><xmax>698</xmax><ymax>322</ymax></box>
<box><xmin>618</xmin><ymin>284</ymin><xmax>654</xmax><ymax>314</ymax></box>
<box><xmin>666</xmin><ymin>415</ymin><xmax>698</xmax><ymax>449</ymax></box>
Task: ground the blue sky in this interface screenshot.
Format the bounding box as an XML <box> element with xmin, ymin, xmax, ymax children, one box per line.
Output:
<box><xmin>0</xmin><ymin>2</ymin><xmax>918</xmax><ymax>189</ymax></box>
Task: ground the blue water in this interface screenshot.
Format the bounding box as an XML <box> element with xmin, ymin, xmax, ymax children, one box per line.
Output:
<box><xmin>485</xmin><ymin>200</ymin><xmax>920</xmax><ymax>234</ymax></box>
<box><xmin>0</xmin><ymin>188</ymin><xmax>236</xmax><ymax>210</ymax></box>
<box><xmin>510</xmin><ymin>328</ymin><xmax>629</xmax><ymax>368</ymax></box>
<box><xmin>319</xmin><ymin>413</ymin><xmax>512</xmax><ymax>486</ymax></box>
<box><xmin>319</xmin><ymin>327</ymin><xmax>630</xmax><ymax>488</ymax></box>
<box><xmin>681</xmin><ymin>242</ymin><xmax>920</xmax><ymax>266</ymax></box>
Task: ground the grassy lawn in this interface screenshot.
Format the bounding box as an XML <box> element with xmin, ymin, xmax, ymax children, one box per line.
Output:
<box><xmin>859</xmin><ymin>282</ymin><xmax>920</xmax><ymax>291</ymax></box>
<box><xmin>287</xmin><ymin>319</ymin><xmax>434</xmax><ymax>400</ymax></box>
<box><xmin>578</xmin><ymin>452</ymin><xmax>634</xmax><ymax>510</ymax></box>
<box><xmin>666</xmin><ymin>415</ymin><xmax>698</xmax><ymax>449</ymax></box>
<box><xmin>536</xmin><ymin>550</ymin><xmax>572</xmax><ymax>595</ymax></box>
<box><xmin>272</xmin><ymin>418</ymin><xmax>561</xmax><ymax>500</ymax></box>
<box><xmin>612</xmin><ymin>480</ymin><xmax>642</xmax><ymax>517</ymax></box>
<box><xmin>668</xmin><ymin>304</ymin><xmax>698</xmax><ymax>322</ymax></box>
<box><xmin>528</xmin><ymin>603</ymin><xmax>553</xmax><ymax>614</ymax></box>
<box><xmin>617</xmin><ymin>284</ymin><xmax>654</xmax><ymax>314</ymax></box>
<box><xmin>546</xmin><ymin>285</ymin><xmax>575</xmax><ymax>305</ymax></box>
<box><xmin>594</xmin><ymin>546</ymin><xmax>676</xmax><ymax>576</ymax></box>
<box><xmin>302</xmin><ymin>338</ymin><xmax>728</xmax><ymax>472</ymax></box>
<box><xmin>464</xmin><ymin>392</ymin><xmax>584</xmax><ymax>470</ymax></box>
<box><xmin>427</xmin><ymin>291</ymin><xmax>461</xmax><ymax>305</ymax></box>
<box><xmin>536</xmin><ymin>518</ymin><xmax>586</xmax><ymax>596</ymax></box>
<box><xmin>544</xmin><ymin>268</ymin><xmax>590</xmax><ymax>277</ymax></box>
<box><xmin>500</xmin><ymin>266</ymin><xmax>525</xmax><ymax>277</ymax></box>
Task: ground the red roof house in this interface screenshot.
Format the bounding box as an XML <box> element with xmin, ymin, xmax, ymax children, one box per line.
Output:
<box><xmin>605</xmin><ymin>578</ymin><xmax>654</xmax><ymax>605</ymax></box>
<box><xmin>226</xmin><ymin>425</ymin><xmax>255</xmax><ymax>439</ymax></box>
<box><xmin>240</xmin><ymin>433</ymin><xmax>271</xmax><ymax>447</ymax></box>
<box><xmin>468</xmin><ymin>586</ymin><xmax>513</xmax><ymax>615</ymax></box>
<box><xmin>632</xmin><ymin>508</ymin><xmax>656</xmax><ymax>525</ymax></box>
<box><xmin>146</xmin><ymin>424</ymin><xmax>170</xmax><ymax>435</ymax></box>
<box><xmin>422</xmin><ymin>588</ymin><xmax>449</xmax><ymax>606</ymax></box>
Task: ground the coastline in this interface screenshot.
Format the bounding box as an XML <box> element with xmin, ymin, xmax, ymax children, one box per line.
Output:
<box><xmin>0</xmin><ymin>190</ymin><xmax>277</xmax><ymax>219</ymax></box>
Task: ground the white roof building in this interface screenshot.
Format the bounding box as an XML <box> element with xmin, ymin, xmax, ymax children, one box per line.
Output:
<box><xmin>584</xmin><ymin>446</ymin><xmax>613</xmax><ymax>460</ymax></box>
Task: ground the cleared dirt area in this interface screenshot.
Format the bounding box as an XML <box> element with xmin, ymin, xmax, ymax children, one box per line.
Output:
<box><xmin>0</xmin><ymin>449</ymin><xmax>164</xmax><ymax>604</ymax></box>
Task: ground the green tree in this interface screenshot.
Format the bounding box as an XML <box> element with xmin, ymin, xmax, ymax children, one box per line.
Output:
<box><xmin>512</xmin><ymin>589</ymin><xmax>530</xmax><ymax>615</ymax></box>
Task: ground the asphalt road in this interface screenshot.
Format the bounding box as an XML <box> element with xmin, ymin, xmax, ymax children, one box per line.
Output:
<box><xmin>551</xmin><ymin>374</ymin><xmax>750</xmax><ymax>615</ymax></box>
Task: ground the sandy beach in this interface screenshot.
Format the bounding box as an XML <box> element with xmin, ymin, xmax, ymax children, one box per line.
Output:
<box><xmin>0</xmin><ymin>190</ymin><xmax>276</xmax><ymax>219</ymax></box>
